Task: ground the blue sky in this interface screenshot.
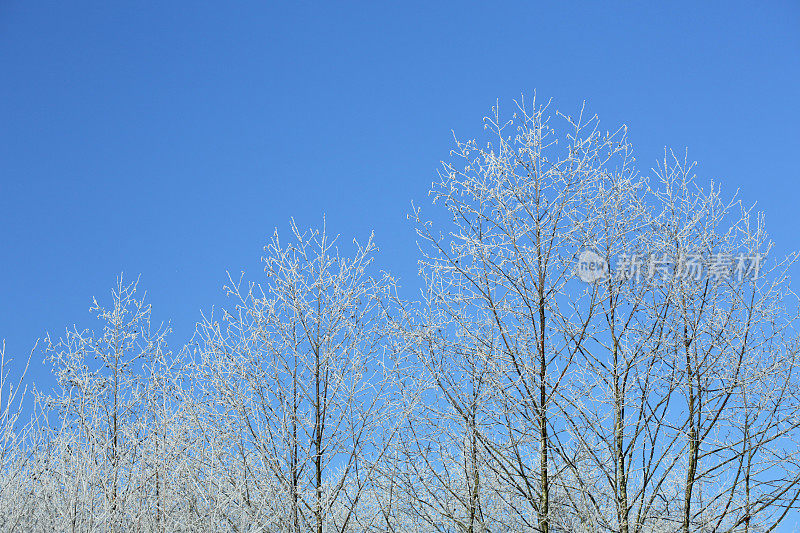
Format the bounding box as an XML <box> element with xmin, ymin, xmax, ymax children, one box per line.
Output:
<box><xmin>1</xmin><ymin>1</ymin><xmax>799</xmax><ymax>397</ymax></box>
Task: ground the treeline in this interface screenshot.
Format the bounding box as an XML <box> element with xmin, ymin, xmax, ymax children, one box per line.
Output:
<box><xmin>1</xmin><ymin>99</ymin><xmax>799</xmax><ymax>533</ymax></box>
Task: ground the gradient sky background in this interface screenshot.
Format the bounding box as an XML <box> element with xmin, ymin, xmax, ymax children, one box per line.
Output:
<box><xmin>2</xmin><ymin>1</ymin><xmax>800</xmax><ymax>428</ymax></box>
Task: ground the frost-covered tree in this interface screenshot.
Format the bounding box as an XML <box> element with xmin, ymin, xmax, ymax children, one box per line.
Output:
<box><xmin>409</xmin><ymin>96</ymin><xmax>635</xmax><ymax>532</ymax></box>
<box><xmin>191</xmin><ymin>221</ymin><xmax>404</xmax><ymax>533</ymax></box>
<box><xmin>28</xmin><ymin>276</ymin><xmax>171</xmax><ymax>531</ymax></box>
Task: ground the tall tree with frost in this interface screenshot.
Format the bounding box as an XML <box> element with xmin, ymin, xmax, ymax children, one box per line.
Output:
<box><xmin>412</xmin><ymin>96</ymin><xmax>633</xmax><ymax>532</ymax></box>
<box><xmin>40</xmin><ymin>276</ymin><xmax>170</xmax><ymax>532</ymax></box>
<box><xmin>194</xmin><ymin>221</ymin><xmax>403</xmax><ymax>533</ymax></box>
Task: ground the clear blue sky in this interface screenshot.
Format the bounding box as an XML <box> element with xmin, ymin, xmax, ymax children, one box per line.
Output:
<box><xmin>2</xmin><ymin>2</ymin><xmax>799</xmax><ymax>397</ymax></box>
